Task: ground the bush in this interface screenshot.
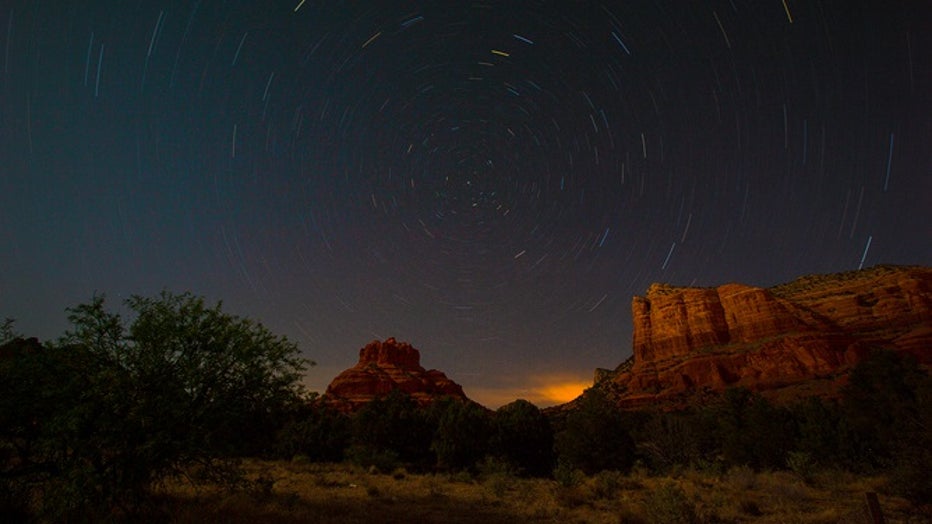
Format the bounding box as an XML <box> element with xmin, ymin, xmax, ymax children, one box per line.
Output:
<box><xmin>888</xmin><ymin>371</ymin><xmax>932</xmax><ymax>506</ymax></box>
<box><xmin>275</xmin><ymin>402</ymin><xmax>350</xmax><ymax>462</ymax></box>
<box><xmin>553</xmin><ymin>459</ymin><xmax>585</xmax><ymax>488</ymax></box>
<box><xmin>642</xmin><ymin>481</ymin><xmax>698</xmax><ymax>524</ymax></box>
<box><xmin>554</xmin><ymin>389</ymin><xmax>636</xmax><ymax>475</ymax></box>
<box><xmin>350</xmin><ymin>390</ymin><xmax>434</xmax><ymax>468</ymax></box>
<box><xmin>842</xmin><ymin>349</ymin><xmax>928</xmax><ymax>470</ymax></box>
<box><xmin>490</xmin><ymin>399</ymin><xmax>555</xmax><ymax>477</ymax></box>
<box><xmin>636</xmin><ymin>411</ymin><xmax>705</xmax><ymax>473</ymax></box>
<box><xmin>590</xmin><ymin>470</ymin><xmax>627</xmax><ymax>499</ymax></box>
<box><xmin>344</xmin><ymin>445</ymin><xmax>401</xmax><ymax>473</ymax></box>
<box><xmin>785</xmin><ymin>451</ymin><xmax>815</xmax><ymax>484</ymax></box>
<box><xmin>431</xmin><ymin>400</ymin><xmax>492</xmax><ymax>471</ymax></box>
<box><xmin>477</xmin><ymin>456</ymin><xmax>517</xmax><ymax>498</ymax></box>
<box><xmin>713</xmin><ymin>388</ymin><xmax>795</xmax><ymax>469</ymax></box>
<box><xmin>0</xmin><ymin>292</ymin><xmax>310</xmax><ymax>518</ymax></box>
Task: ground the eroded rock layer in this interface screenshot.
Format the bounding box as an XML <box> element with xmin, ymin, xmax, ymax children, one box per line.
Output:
<box><xmin>601</xmin><ymin>265</ymin><xmax>932</xmax><ymax>407</ymax></box>
<box><xmin>323</xmin><ymin>338</ymin><xmax>470</xmax><ymax>411</ymax></box>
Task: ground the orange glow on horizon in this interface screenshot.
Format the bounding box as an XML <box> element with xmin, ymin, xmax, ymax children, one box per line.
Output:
<box><xmin>466</xmin><ymin>375</ymin><xmax>591</xmax><ymax>410</ymax></box>
<box><xmin>536</xmin><ymin>381</ymin><xmax>590</xmax><ymax>404</ymax></box>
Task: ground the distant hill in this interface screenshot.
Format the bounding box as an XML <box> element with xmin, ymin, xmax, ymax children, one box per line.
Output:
<box><xmin>582</xmin><ymin>265</ymin><xmax>932</xmax><ymax>409</ymax></box>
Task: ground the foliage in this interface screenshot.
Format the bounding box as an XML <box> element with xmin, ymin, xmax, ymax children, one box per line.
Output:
<box><xmin>350</xmin><ymin>389</ymin><xmax>434</xmax><ymax>468</ymax></box>
<box><xmin>785</xmin><ymin>451</ymin><xmax>815</xmax><ymax>484</ymax></box>
<box><xmin>344</xmin><ymin>445</ymin><xmax>401</xmax><ymax>473</ymax></box>
<box><xmin>712</xmin><ymin>387</ymin><xmax>795</xmax><ymax>469</ymax></box>
<box><xmin>490</xmin><ymin>399</ymin><xmax>554</xmax><ymax>476</ymax></box>
<box><xmin>275</xmin><ymin>400</ymin><xmax>351</xmax><ymax>462</ymax></box>
<box><xmin>552</xmin><ymin>459</ymin><xmax>585</xmax><ymax>488</ymax></box>
<box><xmin>554</xmin><ymin>389</ymin><xmax>635</xmax><ymax>475</ymax></box>
<box><xmin>430</xmin><ymin>399</ymin><xmax>491</xmax><ymax>471</ymax></box>
<box><xmin>0</xmin><ymin>318</ymin><xmax>18</xmax><ymax>344</ymax></box>
<box><xmin>589</xmin><ymin>469</ymin><xmax>627</xmax><ymax>499</ymax></box>
<box><xmin>0</xmin><ymin>292</ymin><xmax>309</xmax><ymax>518</ymax></box>
<box><xmin>636</xmin><ymin>410</ymin><xmax>706</xmax><ymax>472</ymax></box>
<box><xmin>642</xmin><ymin>481</ymin><xmax>698</xmax><ymax>524</ymax></box>
<box><xmin>886</xmin><ymin>360</ymin><xmax>932</xmax><ymax>506</ymax></box>
<box><xmin>787</xmin><ymin>396</ymin><xmax>852</xmax><ymax>468</ymax></box>
<box><xmin>842</xmin><ymin>349</ymin><xmax>927</xmax><ymax>469</ymax></box>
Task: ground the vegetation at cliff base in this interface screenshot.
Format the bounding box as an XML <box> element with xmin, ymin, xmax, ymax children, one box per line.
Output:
<box><xmin>2</xmin><ymin>293</ymin><xmax>930</xmax><ymax>521</ymax></box>
<box><xmin>0</xmin><ymin>292</ymin><xmax>310</xmax><ymax>520</ymax></box>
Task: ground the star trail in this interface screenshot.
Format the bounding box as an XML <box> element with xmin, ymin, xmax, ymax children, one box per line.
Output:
<box><xmin>1</xmin><ymin>1</ymin><xmax>929</xmax><ymax>407</ymax></box>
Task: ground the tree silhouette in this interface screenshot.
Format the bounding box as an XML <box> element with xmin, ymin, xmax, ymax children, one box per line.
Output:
<box><xmin>554</xmin><ymin>389</ymin><xmax>635</xmax><ymax>475</ymax></box>
<box><xmin>491</xmin><ymin>399</ymin><xmax>554</xmax><ymax>476</ymax></box>
<box><xmin>0</xmin><ymin>292</ymin><xmax>310</xmax><ymax>518</ymax></box>
<box><xmin>431</xmin><ymin>399</ymin><xmax>491</xmax><ymax>471</ymax></box>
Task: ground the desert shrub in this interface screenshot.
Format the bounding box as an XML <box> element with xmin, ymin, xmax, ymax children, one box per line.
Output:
<box><xmin>476</xmin><ymin>455</ymin><xmax>518</xmax><ymax>477</ymax></box>
<box><xmin>490</xmin><ymin>399</ymin><xmax>555</xmax><ymax>477</ymax></box>
<box><xmin>842</xmin><ymin>349</ymin><xmax>929</xmax><ymax>470</ymax></box>
<box><xmin>485</xmin><ymin>473</ymin><xmax>511</xmax><ymax>498</ymax></box>
<box><xmin>0</xmin><ymin>293</ymin><xmax>309</xmax><ymax>519</ymax></box>
<box><xmin>642</xmin><ymin>481</ymin><xmax>698</xmax><ymax>524</ymax></box>
<box><xmin>344</xmin><ymin>445</ymin><xmax>401</xmax><ymax>473</ymax></box>
<box><xmin>476</xmin><ymin>456</ymin><xmax>516</xmax><ymax>497</ymax></box>
<box><xmin>0</xmin><ymin>318</ymin><xmax>18</xmax><ymax>344</ymax></box>
<box><xmin>737</xmin><ymin>497</ymin><xmax>762</xmax><ymax>516</ymax></box>
<box><xmin>350</xmin><ymin>389</ymin><xmax>434</xmax><ymax>468</ymax></box>
<box><xmin>636</xmin><ymin>411</ymin><xmax>706</xmax><ymax>473</ymax></box>
<box><xmin>554</xmin><ymin>389</ymin><xmax>636</xmax><ymax>475</ymax></box>
<box><xmin>888</xmin><ymin>371</ymin><xmax>932</xmax><ymax>506</ymax></box>
<box><xmin>275</xmin><ymin>402</ymin><xmax>350</xmax><ymax>462</ymax></box>
<box><xmin>785</xmin><ymin>451</ymin><xmax>815</xmax><ymax>484</ymax></box>
<box><xmin>553</xmin><ymin>485</ymin><xmax>588</xmax><ymax>508</ymax></box>
<box><xmin>590</xmin><ymin>469</ymin><xmax>627</xmax><ymax>499</ymax></box>
<box><xmin>553</xmin><ymin>459</ymin><xmax>586</xmax><ymax>488</ymax></box>
<box><xmin>430</xmin><ymin>399</ymin><xmax>492</xmax><ymax>471</ymax></box>
<box><xmin>712</xmin><ymin>388</ymin><xmax>795</xmax><ymax>469</ymax></box>
<box><xmin>787</xmin><ymin>396</ymin><xmax>855</xmax><ymax>469</ymax></box>
<box><xmin>724</xmin><ymin>464</ymin><xmax>756</xmax><ymax>490</ymax></box>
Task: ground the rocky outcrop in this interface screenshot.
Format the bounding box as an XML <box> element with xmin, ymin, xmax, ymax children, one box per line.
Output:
<box><xmin>323</xmin><ymin>338</ymin><xmax>471</xmax><ymax>411</ymax></box>
<box><xmin>597</xmin><ymin>265</ymin><xmax>932</xmax><ymax>408</ymax></box>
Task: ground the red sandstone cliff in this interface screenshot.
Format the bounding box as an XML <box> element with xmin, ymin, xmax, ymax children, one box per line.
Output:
<box><xmin>323</xmin><ymin>338</ymin><xmax>471</xmax><ymax>411</ymax></box>
<box><xmin>598</xmin><ymin>265</ymin><xmax>932</xmax><ymax>408</ymax></box>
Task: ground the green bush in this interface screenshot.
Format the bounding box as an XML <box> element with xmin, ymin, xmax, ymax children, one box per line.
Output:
<box><xmin>786</xmin><ymin>451</ymin><xmax>815</xmax><ymax>484</ymax></box>
<box><xmin>0</xmin><ymin>292</ymin><xmax>310</xmax><ymax>518</ymax></box>
<box><xmin>344</xmin><ymin>445</ymin><xmax>402</xmax><ymax>473</ymax></box>
<box><xmin>642</xmin><ymin>481</ymin><xmax>698</xmax><ymax>524</ymax></box>
<box><xmin>553</xmin><ymin>459</ymin><xmax>585</xmax><ymax>488</ymax></box>
<box><xmin>591</xmin><ymin>470</ymin><xmax>627</xmax><ymax>499</ymax></box>
<box><xmin>490</xmin><ymin>399</ymin><xmax>555</xmax><ymax>477</ymax></box>
<box><xmin>430</xmin><ymin>400</ymin><xmax>492</xmax><ymax>471</ymax></box>
<box><xmin>275</xmin><ymin>402</ymin><xmax>350</xmax><ymax>462</ymax></box>
<box><xmin>350</xmin><ymin>389</ymin><xmax>434</xmax><ymax>468</ymax></box>
<box><xmin>842</xmin><ymin>349</ymin><xmax>928</xmax><ymax>470</ymax></box>
<box><xmin>554</xmin><ymin>389</ymin><xmax>636</xmax><ymax>475</ymax></box>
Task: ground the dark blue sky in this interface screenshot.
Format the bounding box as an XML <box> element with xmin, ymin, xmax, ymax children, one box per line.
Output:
<box><xmin>2</xmin><ymin>1</ymin><xmax>929</xmax><ymax>407</ymax></box>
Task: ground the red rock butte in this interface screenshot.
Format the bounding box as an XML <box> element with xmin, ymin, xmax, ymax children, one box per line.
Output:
<box><xmin>593</xmin><ymin>265</ymin><xmax>932</xmax><ymax>408</ymax></box>
<box><xmin>323</xmin><ymin>338</ymin><xmax>471</xmax><ymax>412</ymax></box>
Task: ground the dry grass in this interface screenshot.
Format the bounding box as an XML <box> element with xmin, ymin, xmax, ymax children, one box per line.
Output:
<box><xmin>151</xmin><ymin>460</ymin><xmax>931</xmax><ymax>523</ymax></box>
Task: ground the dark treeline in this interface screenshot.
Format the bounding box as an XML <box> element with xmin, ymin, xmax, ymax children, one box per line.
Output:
<box><xmin>1</xmin><ymin>296</ymin><xmax>930</xmax><ymax>521</ymax></box>
<box><xmin>273</xmin><ymin>348</ymin><xmax>931</xmax><ymax>508</ymax></box>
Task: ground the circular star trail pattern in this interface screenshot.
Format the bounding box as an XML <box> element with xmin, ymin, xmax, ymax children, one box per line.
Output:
<box><xmin>1</xmin><ymin>1</ymin><xmax>929</xmax><ymax>406</ymax></box>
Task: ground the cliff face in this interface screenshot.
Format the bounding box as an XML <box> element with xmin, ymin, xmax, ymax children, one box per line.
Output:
<box><xmin>323</xmin><ymin>338</ymin><xmax>470</xmax><ymax>411</ymax></box>
<box><xmin>601</xmin><ymin>265</ymin><xmax>932</xmax><ymax>408</ymax></box>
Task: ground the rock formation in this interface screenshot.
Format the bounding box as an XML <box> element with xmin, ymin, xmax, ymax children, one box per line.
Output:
<box><xmin>323</xmin><ymin>338</ymin><xmax>471</xmax><ymax>411</ymax></box>
<box><xmin>595</xmin><ymin>265</ymin><xmax>932</xmax><ymax>408</ymax></box>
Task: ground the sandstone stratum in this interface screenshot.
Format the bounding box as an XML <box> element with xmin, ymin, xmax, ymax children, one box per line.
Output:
<box><xmin>323</xmin><ymin>338</ymin><xmax>472</xmax><ymax>412</ymax></box>
<box><xmin>593</xmin><ymin>265</ymin><xmax>932</xmax><ymax>408</ymax></box>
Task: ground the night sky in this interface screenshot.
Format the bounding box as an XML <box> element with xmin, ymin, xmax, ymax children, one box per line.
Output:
<box><xmin>2</xmin><ymin>1</ymin><xmax>929</xmax><ymax>408</ymax></box>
